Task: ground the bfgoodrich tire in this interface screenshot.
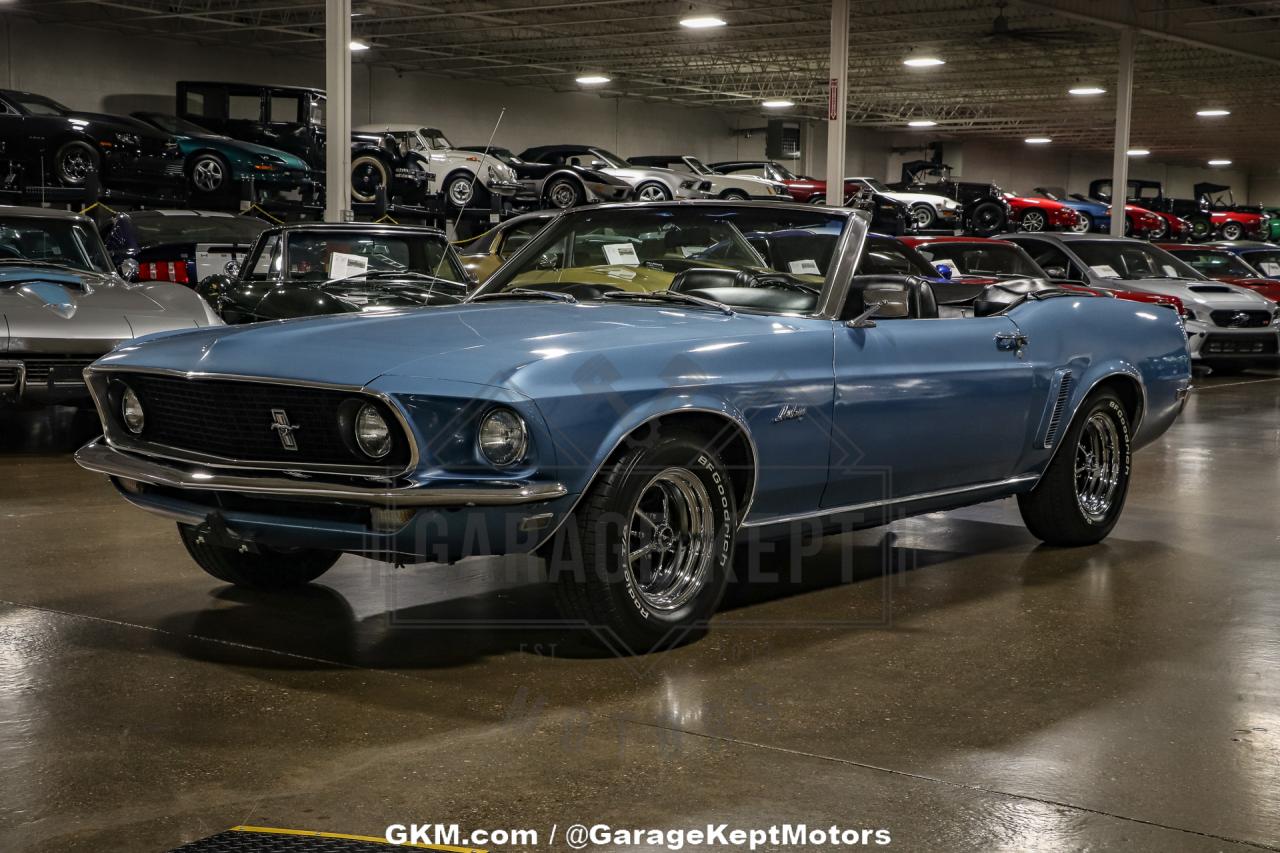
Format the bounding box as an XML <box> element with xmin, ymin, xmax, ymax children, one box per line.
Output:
<box><xmin>548</xmin><ymin>429</ymin><xmax>737</xmax><ymax>652</ymax></box>
<box><xmin>1018</xmin><ymin>390</ymin><xmax>1132</xmax><ymax>547</ymax></box>
<box><xmin>178</xmin><ymin>523</ymin><xmax>340</xmax><ymax>589</ymax></box>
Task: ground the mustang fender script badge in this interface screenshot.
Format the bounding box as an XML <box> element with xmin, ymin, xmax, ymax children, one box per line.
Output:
<box><xmin>774</xmin><ymin>404</ymin><xmax>807</xmax><ymax>423</ymax></box>
<box><xmin>269</xmin><ymin>409</ymin><xmax>300</xmax><ymax>451</ymax></box>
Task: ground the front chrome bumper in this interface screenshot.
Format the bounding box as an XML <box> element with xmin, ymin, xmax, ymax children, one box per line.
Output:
<box><xmin>75</xmin><ymin>438</ymin><xmax>568</xmax><ymax>507</ymax></box>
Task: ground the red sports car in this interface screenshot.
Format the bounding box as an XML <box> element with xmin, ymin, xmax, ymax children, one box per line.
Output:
<box><xmin>1157</xmin><ymin>243</ymin><xmax>1280</xmax><ymax>303</ymax></box>
<box><xmin>1002</xmin><ymin>194</ymin><xmax>1080</xmax><ymax>232</ymax></box>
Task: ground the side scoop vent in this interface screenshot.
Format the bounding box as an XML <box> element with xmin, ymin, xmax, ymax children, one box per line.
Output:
<box><xmin>1039</xmin><ymin>369</ymin><xmax>1074</xmax><ymax>449</ymax></box>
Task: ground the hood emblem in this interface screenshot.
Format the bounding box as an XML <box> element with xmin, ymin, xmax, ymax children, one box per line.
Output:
<box><xmin>1228</xmin><ymin>311</ymin><xmax>1251</xmax><ymax>327</ymax></box>
<box><xmin>269</xmin><ymin>409</ymin><xmax>300</xmax><ymax>451</ymax></box>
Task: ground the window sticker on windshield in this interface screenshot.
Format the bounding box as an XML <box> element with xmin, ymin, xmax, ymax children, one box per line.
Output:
<box><xmin>930</xmin><ymin>257</ymin><xmax>958</xmax><ymax>269</ymax></box>
<box><xmin>329</xmin><ymin>252</ymin><xmax>368</xmax><ymax>279</ymax></box>
<box><xmin>605</xmin><ymin>268</ymin><xmax>637</xmax><ymax>281</ymax></box>
<box><xmin>788</xmin><ymin>259</ymin><xmax>821</xmax><ymax>275</ymax></box>
<box><xmin>1261</xmin><ymin>262</ymin><xmax>1280</xmax><ymax>277</ymax></box>
<box><xmin>678</xmin><ymin>245</ymin><xmax>709</xmax><ymax>258</ymax></box>
<box><xmin>602</xmin><ymin>243</ymin><xmax>640</xmax><ymax>265</ymax></box>
<box><xmin>1090</xmin><ymin>264</ymin><xmax>1121</xmax><ymax>278</ymax></box>
<box><xmin>1162</xmin><ymin>265</ymin><xmax>1180</xmax><ymax>278</ymax></box>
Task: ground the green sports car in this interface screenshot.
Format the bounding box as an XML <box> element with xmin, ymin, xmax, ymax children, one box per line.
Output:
<box><xmin>132</xmin><ymin>112</ymin><xmax>314</xmax><ymax>200</ymax></box>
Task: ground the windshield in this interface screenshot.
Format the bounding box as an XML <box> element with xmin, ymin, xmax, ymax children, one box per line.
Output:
<box><xmin>1033</xmin><ymin>187</ymin><xmax>1065</xmax><ymax>201</ymax></box>
<box><xmin>420</xmin><ymin>129</ymin><xmax>453</xmax><ymax>150</ymax></box>
<box><xmin>1168</xmin><ymin>249</ymin><xmax>1260</xmax><ymax>279</ymax></box>
<box><xmin>129</xmin><ymin>214</ymin><xmax>270</xmax><ymax>246</ymax></box>
<box><xmin>473</xmin><ymin>205</ymin><xmax>848</xmax><ymax>314</ymax></box>
<box><xmin>860</xmin><ymin>179</ymin><xmax>889</xmax><ymax>192</ymax></box>
<box><xmin>1071</xmin><ymin>241</ymin><xmax>1203</xmax><ymax>281</ymax></box>
<box><xmin>1241</xmin><ymin>250</ymin><xmax>1280</xmax><ymax>278</ymax></box>
<box><xmin>582</xmin><ymin>148</ymin><xmax>627</xmax><ymax>169</ymax></box>
<box><xmin>912</xmin><ymin>241</ymin><xmax>1042</xmax><ymax>278</ymax></box>
<box><xmin>769</xmin><ymin>163</ymin><xmax>799</xmax><ymax>181</ymax></box>
<box><xmin>0</xmin><ymin>216</ymin><xmax>113</xmax><ymax>273</ymax></box>
<box><xmin>858</xmin><ymin>237</ymin><xmax>938</xmax><ymax>277</ymax></box>
<box><xmin>683</xmin><ymin>157</ymin><xmax>713</xmax><ymax>176</ymax></box>
<box><xmin>245</xmin><ymin>230</ymin><xmax>466</xmax><ymax>284</ymax></box>
<box><xmin>14</xmin><ymin>94</ymin><xmax>71</xmax><ymax>116</ymax></box>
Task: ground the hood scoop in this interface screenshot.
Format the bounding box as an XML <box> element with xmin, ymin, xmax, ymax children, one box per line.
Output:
<box><xmin>18</xmin><ymin>282</ymin><xmax>82</xmax><ymax>319</ymax></box>
<box><xmin>1188</xmin><ymin>285</ymin><xmax>1233</xmax><ymax>294</ymax></box>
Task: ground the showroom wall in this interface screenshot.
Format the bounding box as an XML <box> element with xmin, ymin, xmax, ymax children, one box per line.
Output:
<box><xmin>0</xmin><ymin>14</ymin><xmax>1268</xmax><ymax>203</ymax></box>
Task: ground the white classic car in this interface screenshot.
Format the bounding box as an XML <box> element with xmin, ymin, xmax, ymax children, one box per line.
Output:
<box><xmin>629</xmin><ymin>155</ymin><xmax>791</xmax><ymax>200</ymax></box>
<box><xmin>845</xmin><ymin>177</ymin><xmax>962</xmax><ymax>230</ymax></box>
<box><xmin>357</xmin><ymin>124</ymin><xmax>522</xmax><ymax>211</ymax></box>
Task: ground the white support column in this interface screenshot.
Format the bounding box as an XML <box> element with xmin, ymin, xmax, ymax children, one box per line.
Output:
<box><xmin>1109</xmin><ymin>26</ymin><xmax>1136</xmax><ymax>237</ymax></box>
<box><xmin>325</xmin><ymin>0</ymin><xmax>353</xmax><ymax>223</ymax></box>
<box><xmin>825</xmin><ymin>0</ymin><xmax>849</xmax><ymax>206</ymax></box>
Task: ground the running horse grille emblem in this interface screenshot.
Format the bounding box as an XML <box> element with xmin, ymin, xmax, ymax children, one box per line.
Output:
<box><xmin>269</xmin><ymin>408</ymin><xmax>300</xmax><ymax>451</ymax></box>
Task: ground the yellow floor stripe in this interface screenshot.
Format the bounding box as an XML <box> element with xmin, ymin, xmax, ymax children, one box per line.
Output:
<box><xmin>231</xmin><ymin>825</ymin><xmax>486</xmax><ymax>853</ymax></box>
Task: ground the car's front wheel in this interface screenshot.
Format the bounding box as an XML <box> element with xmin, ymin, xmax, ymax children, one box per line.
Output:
<box><xmin>970</xmin><ymin>201</ymin><xmax>1006</xmax><ymax>235</ymax></box>
<box><xmin>911</xmin><ymin>204</ymin><xmax>936</xmax><ymax>230</ymax></box>
<box><xmin>1147</xmin><ymin>217</ymin><xmax>1168</xmax><ymax>240</ymax></box>
<box><xmin>1020</xmin><ymin>208</ymin><xmax>1047</xmax><ymax>232</ymax></box>
<box><xmin>1018</xmin><ymin>390</ymin><xmax>1132</xmax><ymax>546</ymax></box>
<box><xmin>548</xmin><ymin>429</ymin><xmax>737</xmax><ymax>652</ymax></box>
<box><xmin>1070</xmin><ymin>211</ymin><xmax>1092</xmax><ymax>233</ymax></box>
<box><xmin>350</xmin><ymin>155</ymin><xmax>389</xmax><ymax>203</ymax></box>
<box><xmin>178</xmin><ymin>523</ymin><xmax>341</xmax><ymax>589</ymax></box>
<box><xmin>544</xmin><ymin>176</ymin><xmax>584</xmax><ymax>209</ymax></box>
<box><xmin>189</xmin><ymin>153</ymin><xmax>229</xmax><ymax>195</ymax></box>
<box><xmin>1188</xmin><ymin>216</ymin><xmax>1213</xmax><ymax>240</ymax></box>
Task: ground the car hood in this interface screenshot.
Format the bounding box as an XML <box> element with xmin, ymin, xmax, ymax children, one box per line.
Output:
<box><xmin>193</xmin><ymin>135</ymin><xmax>309</xmax><ymax>169</ymax></box>
<box><xmin>95</xmin><ymin>300</ymin><xmax>763</xmax><ymax>390</ymax></box>
<box><xmin>68</xmin><ymin>111</ymin><xmax>171</xmax><ymax>140</ymax></box>
<box><xmin>1007</xmin><ymin>195</ymin><xmax>1069</xmax><ymax>210</ymax></box>
<box><xmin>1109</xmin><ymin>277</ymin><xmax>1273</xmax><ymax>310</ymax></box>
<box><xmin>0</xmin><ymin>269</ymin><xmax>206</xmax><ymax>352</ymax></box>
<box><xmin>604</xmin><ymin>166</ymin><xmax>681</xmax><ymax>184</ymax></box>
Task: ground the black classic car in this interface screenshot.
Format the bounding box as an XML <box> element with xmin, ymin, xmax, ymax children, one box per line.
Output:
<box><xmin>1089</xmin><ymin>178</ymin><xmax>1270</xmax><ymax>242</ymax></box>
<box><xmin>102</xmin><ymin>209</ymin><xmax>271</xmax><ymax>286</ymax></box>
<box><xmin>0</xmin><ymin>89</ymin><xmax>183</xmax><ymax>195</ymax></box>
<box><xmin>892</xmin><ymin>160</ymin><xmax>1013</xmax><ymax>236</ymax></box>
<box><xmin>458</xmin><ymin>145</ymin><xmax>631</xmax><ymax>209</ymax></box>
<box><xmin>175</xmin><ymin>82</ymin><xmax>430</xmax><ymax>205</ymax></box>
<box><xmin>198</xmin><ymin>223</ymin><xmax>471</xmax><ymax>323</ymax></box>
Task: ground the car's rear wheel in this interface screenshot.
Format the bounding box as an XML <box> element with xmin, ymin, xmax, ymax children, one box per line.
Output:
<box><xmin>189</xmin><ymin>153</ymin><xmax>229</xmax><ymax>195</ymax></box>
<box><xmin>545</xmin><ymin>176</ymin><xmax>584</xmax><ymax>209</ymax></box>
<box><xmin>54</xmin><ymin>140</ymin><xmax>100</xmax><ymax>187</ymax></box>
<box><xmin>1018</xmin><ymin>390</ymin><xmax>1132</xmax><ymax>546</ymax></box>
<box><xmin>720</xmin><ymin>189</ymin><xmax>750</xmax><ymax>200</ymax></box>
<box><xmin>911</xmin><ymin>204</ymin><xmax>936</xmax><ymax>230</ymax></box>
<box><xmin>1220</xmin><ymin>220</ymin><xmax>1246</xmax><ymax>241</ymax></box>
<box><xmin>1070</xmin><ymin>211</ymin><xmax>1092</xmax><ymax>233</ymax></box>
<box><xmin>178</xmin><ymin>523</ymin><xmax>341</xmax><ymax>589</ymax></box>
<box><xmin>1020</xmin><ymin>209</ymin><xmax>1047</xmax><ymax>232</ymax></box>
<box><xmin>548</xmin><ymin>429</ymin><xmax>736</xmax><ymax>652</ymax></box>
<box><xmin>970</xmin><ymin>201</ymin><xmax>1006</xmax><ymax>235</ymax></box>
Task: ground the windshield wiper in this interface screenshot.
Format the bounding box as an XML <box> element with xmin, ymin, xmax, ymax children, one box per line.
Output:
<box><xmin>472</xmin><ymin>288</ymin><xmax>578</xmax><ymax>304</ymax></box>
<box><xmin>0</xmin><ymin>258</ymin><xmax>90</xmax><ymax>272</ymax></box>
<box><xmin>602</xmin><ymin>289</ymin><xmax>735</xmax><ymax>316</ymax></box>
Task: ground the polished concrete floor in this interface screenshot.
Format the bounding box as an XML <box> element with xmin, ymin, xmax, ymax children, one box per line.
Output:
<box><xmin>2</xmin><ymin>372</ymin><xmax>1279</xmax><ymax>853</ymax></box>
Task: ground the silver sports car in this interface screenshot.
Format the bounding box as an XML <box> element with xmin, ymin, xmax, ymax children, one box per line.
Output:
<box><xmin>0</xmin><ymin>205</ymin><xmax>222</xmax><ymax>407</ymax></box>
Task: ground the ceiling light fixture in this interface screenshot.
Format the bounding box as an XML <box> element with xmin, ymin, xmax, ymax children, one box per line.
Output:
<box><xmin>1025</xmin><ymin>137</ymin><xmax>1052</xmax><ymax>144</ymax></box>
<box><xmin>762</xmin><ymin>99</ymin><xmax>794</xmax><ymax>108</ymax></box>
<box><xmin>1068</xmin><ymin>86</ymin><xmax>1106</xmax><ymax>95</ymax></box>
<box><xmin>680</xmin><ymin>15</ymin><xmax>727</xmax><ymax>28</ymax></box>
<box><xmin>576</xmin><ymin>74</ymin><xmax>611</xmax><ymax>85</ymax></box>
<box><xmin>907</xmin><ymin>119</ymin><xmax>938</xmax><ymax>127</ymax></box>
<box><xmin>1208</xmin><ymin>158</ymin><xmax>1232</xmax><ymax>166</ymax></box>
<box><xmin>349</xmin><ymin>40</ymin><xmax>370</xmax><ymax>51</ymax></box>
<box><xmin>1127</xmin><ymin>148</ymin><xmax>1150</xmax><ymax>156</ymax></box>
<box><xmin>1197</xmin><ymin>108</ymin><xmax>1230</xmax><ymax>117</ymax></box>
<box><xmin>903</xmin><ymin>56</ymin><xmax>945</xmax><ymax>67</ymax></box>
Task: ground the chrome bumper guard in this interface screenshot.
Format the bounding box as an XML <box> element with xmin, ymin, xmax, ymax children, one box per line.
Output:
<box><xmin>75</xmin><ymin>438</ymin><xmax>568</xmax><ymax>507</ymax></box>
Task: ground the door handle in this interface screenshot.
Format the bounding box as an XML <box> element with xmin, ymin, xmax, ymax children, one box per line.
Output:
<box><xmin>995</xmin><ymin>332</ymin><xmax>1030</xmax><ymax>352</ymax></box>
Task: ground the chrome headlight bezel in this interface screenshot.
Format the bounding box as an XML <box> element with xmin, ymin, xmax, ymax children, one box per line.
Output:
<box><xmin>120</xmin><ymin>385</ymin><xmax>145</xmax><ymax>434</ymax></box>
<box><xmin>477</xmin><ymin>408</ymin><xmax>528</xmax><ymax>468</ymax></box>
<box><xmin>353</xmin><ymin>403</ymin><xmax>393</xmax><ymax>459</ymax></box>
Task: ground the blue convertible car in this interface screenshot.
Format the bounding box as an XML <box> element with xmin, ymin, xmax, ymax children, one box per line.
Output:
<box><xmin>76</xmin><ymin>202</ymin><xmax>1192</xmax><ymax>650</ymax></box>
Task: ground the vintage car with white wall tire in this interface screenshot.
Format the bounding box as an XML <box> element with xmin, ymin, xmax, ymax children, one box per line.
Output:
<box><xmin>459</xmin><ymin>146</ymin><xmax>632</xmax><ymax>210</ymax></box>
<box><xmin>357</xmin><ymin>125</ymin><xmax>521</xmax><ymax>212</ymax></box>
<box><xmin>629</xmin><ymin>155</ymin><xmax>791</xmax><ymax>200</ymax></box>
<box><xmin>0</xmin><ymin>206</ymin><xmax>222</xmax><ymax>408</ymax></box>
<box><xmin>1003</xmin><ymin>232</ymin><xmax>1280</xmax><ymax>372</ymax></box>
<box><xmin>518</xmin><ymin>145</ymin><xmax>708</xmax><ymax>201</ymax></box>
<box><xmin>845</xmin><ymin>177</ymin><xmax>961</xmax><ymax>230</ymax></box>
<box><xmin>75</xmin><ymin>201</ymin><xmax>1191</xmax><ymax>651</ymax></box>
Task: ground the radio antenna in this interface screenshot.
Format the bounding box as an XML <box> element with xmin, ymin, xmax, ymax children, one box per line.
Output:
<box><xmin>437</xmin><ymin>107</ymin><xmax>506</xmax><ymax>278</ymax></box>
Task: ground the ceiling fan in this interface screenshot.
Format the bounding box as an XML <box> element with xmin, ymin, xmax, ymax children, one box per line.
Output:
<box><xmin>980</xmin><ymin>0</ymin><xmax>1092</xmax><ymax>44</ymax></box>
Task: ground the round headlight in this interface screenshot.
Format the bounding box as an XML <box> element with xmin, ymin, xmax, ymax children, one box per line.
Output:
<box><xmin>478</xmin><ymin>408</ymin><xmax>527</xmax><ymax>467</ymax></box>
<box><xmin>120</xmin><ymin>385</ymin><xmax>144</xmax><ymax>434</ymax></box>
<box><xmin>353</xmin><ymin>404</ymin><xmax>392</xmax><ymax>459</ymax></box>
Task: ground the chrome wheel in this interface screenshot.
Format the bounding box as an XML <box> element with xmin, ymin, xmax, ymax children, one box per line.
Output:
<box><xmin>1221</xmin><ymin>222</ymin><xmax>1244</xmax><ymax>241</ymax></box>
<box><xmin>447</xmin><ymin>175</ymin><xmax>476</xmax><ymax>207</ymax></box>
<box><xmin>191</xmin><ymin>157</ymin><xmax>225</xmax><ymax>193</ymax></box>
<box><xmin>636</xmin><ymin>183</ymin><xmax>670</xmax><ymax>202</ymax></box>
<box><xmin>911</xmin><ymin>205</ymin><xmax>935</xmax><ymax>229</ymax></box>
<box><xmin>1074</xmin><ymin>412</ymin><xmax>1122</xmax><ymax>523</ymax></box>
<box><xmin>58</xmin><ymin>143</ymin><xmax>96</xmax><ymax>185</ymax></box>
<box><xmin>1148</xmin><ymin>218</ymin><xmax>1167</xmax><ymax>239</ymax></box>
<box><xmin>625</xmin><ymin>467</ymin><xmax>715</xmax><ymax>612</ymax></box>
<box><xmin>547</xmin><ymin>180</ymin><xmax>579</xmax><ymax>209</ymax></box>
<box><xmin>1021</xmin><ymin>210</ymin><xmax>1047</xmax><ymax>232</ymax></box>
<box><xmin>1070</xmin><ymin>212</ymin><xmax>1092</xmax><ymax>233</ymax></box>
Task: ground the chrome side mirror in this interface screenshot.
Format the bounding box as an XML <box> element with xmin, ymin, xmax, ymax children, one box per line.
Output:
<box><xmin>118</xmin><ymin>258</ymin><xmax>139</xmax><ymax>282</ymax></box>
<box><xmin>847</xmin><ymin>301</ymin><xmax>886</xmax><ymax>329</ymax></box>
<box><xmin>224</xmin><ymin>259</ymin><xmax>242</xmax><ymax>279</ymax></box>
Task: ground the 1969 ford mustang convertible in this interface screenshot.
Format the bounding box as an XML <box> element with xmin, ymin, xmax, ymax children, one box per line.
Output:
<box><xmin>76</xmin><ymin>202</ymin><xmax>1193</xmax><ymax>650</ymax></box>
